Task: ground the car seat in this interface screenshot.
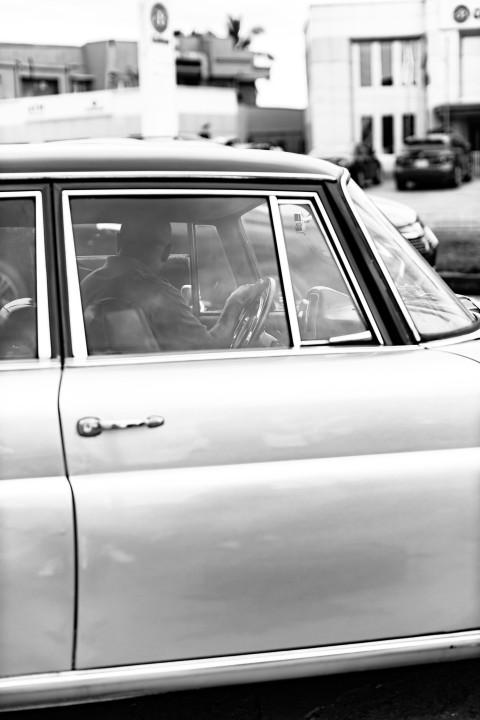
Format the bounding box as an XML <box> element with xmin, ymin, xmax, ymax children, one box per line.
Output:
<box><xmin>83</xmin><ymin>297</ymin><xmax>160</xmax><ymax>354</ymax></box>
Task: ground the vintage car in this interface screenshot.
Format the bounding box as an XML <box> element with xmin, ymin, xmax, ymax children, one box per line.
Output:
<box><xmin>1</xmin><ymin>140</ymin><xmax>480</xmax><ymax>712</ymax></box>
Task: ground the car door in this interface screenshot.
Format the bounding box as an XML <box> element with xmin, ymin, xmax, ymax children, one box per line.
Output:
<box><xmin>58</xmin><ymin>185</ymin><xmax>480</xmax><ymax>672</ymax></box>
<box><xmin>0</xmin><ymin>190</ymin><xmax>74</xmax><ymax>678</ymax></box>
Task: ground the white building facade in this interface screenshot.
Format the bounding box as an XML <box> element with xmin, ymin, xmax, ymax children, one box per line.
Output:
<box><xmin>305</xmin><ymin>0</ymin><xmax>480</xmax><ymax>156</ymax></box>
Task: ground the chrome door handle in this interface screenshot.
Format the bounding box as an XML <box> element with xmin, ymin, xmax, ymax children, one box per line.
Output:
<box><xmin>77</xmin><ymin>415</ymin><xmax>165</xmax><ymax>437</ymax></box>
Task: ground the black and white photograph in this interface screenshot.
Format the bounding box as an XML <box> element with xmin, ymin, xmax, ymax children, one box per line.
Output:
<box><xmin>0</xmin><ymin>1</ymin><xmax>479</xmax><ymax>718</ymax></box>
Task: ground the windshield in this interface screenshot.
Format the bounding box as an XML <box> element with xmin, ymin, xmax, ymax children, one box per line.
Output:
<box><xmin>345</xmin><ymin>181</ymin><xmax>476</xmax><ymax>340</ymax></box>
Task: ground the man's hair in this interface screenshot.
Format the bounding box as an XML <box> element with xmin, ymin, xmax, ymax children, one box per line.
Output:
<box><xmin>118</xmin><ymin>217</ymin><xmax>172</xmax><ymax>260</ymax></box>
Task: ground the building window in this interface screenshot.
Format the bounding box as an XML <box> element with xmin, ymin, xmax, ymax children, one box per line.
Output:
<box><xmin>359</xmin><ymin>43</ymin><xmax>372</xmax><ymax>87</ymax></box>
<box><xmin>71</xmin><ymin>79</ymin><xmax>92</xmax><ymax>93</ymax></box>
<box><xmin>108</xmin><ymin>72</ymin><xmax>118</xmax><ymax>89</ymax></box>
<box><xmin>401</xmin><ymin>39</ymin><xmax>419</xmax><ymax>86</ymax></box>
<box><xmin>361</xmin><ymin>116</ymin><xmax>373</xmax><ymax>145</ymax></box>
<box><xmin>21</xmin><ymin>78</ymin><xmax>59</xmax><ymax>97</ymax></box>
<box><xmin>381</xmin><ymin>41</ymin><xmax>393</xmax><ymax>86</ymax></box>
<box><xmin>402</xmin><ymin>114</ymin><xmax>415</xmax><ymax>140</ymax></box>
<box><xmin>461</xmin><ymin>33</ymin><xmax>480</xmax><ymax>98</ymax></box>
<box><xmin>382</xmin><ymin>115</ymin><xmax>394</xmax><ymax>153</ymax></box>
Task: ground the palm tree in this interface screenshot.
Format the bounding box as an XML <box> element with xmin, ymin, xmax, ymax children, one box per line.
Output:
<box><xmin>227</xmin><ymin>16</ymin><xmax>264</xmax><ymax>50</ymax></box>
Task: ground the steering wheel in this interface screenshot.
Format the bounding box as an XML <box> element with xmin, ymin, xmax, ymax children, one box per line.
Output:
<box><xmin>231</xmin><ymin>276</ymin><xmax>277</xmax><ymax>348</ymax></box>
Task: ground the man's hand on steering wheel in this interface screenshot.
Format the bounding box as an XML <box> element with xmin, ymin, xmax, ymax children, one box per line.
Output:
<box><xmin>229</xmin><ymin>276</ymin><xmax>277</xmax><ymax>348</ymax></box>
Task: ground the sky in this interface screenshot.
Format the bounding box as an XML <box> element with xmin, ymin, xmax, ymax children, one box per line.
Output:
<box><xmin>0</xmin><ymin>0</ymin><xmax>312</xmax><ymax>108</ymax></box>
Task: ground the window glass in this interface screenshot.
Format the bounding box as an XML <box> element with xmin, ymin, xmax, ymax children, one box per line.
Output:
<box><xmin>346</xmin><ymin>181</ymin><xmax>476</xmax><ymax>339</ymax></box>
<box><xmin>382</xmin><ymin>115</ymin><xmax>394</xmax><ymax>154</ymax></box>
<box><xmin>0</xmin><ymin>197</ymin><xmax>37</xmax><ymax>359</ymax></box>
<box><xmin>401</xmin><ymin>39</ymin><xmax>419</xmax><ymax>86</ymax></box>
<box><xmin>359</xmin><ymin>42</ymin><xmax>372</xmax><ymax>87</ymax></box>
<box><xmin>381</xmin><ymin>41</ymin><xmax>393</xmax><ymax>86</ymax></box>
<box><xmin>278</xmin><ymin>202</ymin><xmax>370</xmax><ymax>343</ymax></box>
<box><xmin>70</xmin><ymin>195</ymin><xmax>291</xmax><ymax>355</ymax></box>
<box><xmin>402</xmin><ymin>113</ymin><xmax>415</xmax><ymax>140</ymax></box>
<box><xmin>361</xmin><ymin>116</ymin><xmax>373</xmax><ymax>145</ymax></box>
<box><xmin>21</xmin><ymin>78</ymin><xmax>59</xmax><ymax>96</ymax></box>
<box><xmin>461</xmin><ymin>34</ymin><xmax>480</xmax><ymax>99</ymax></box>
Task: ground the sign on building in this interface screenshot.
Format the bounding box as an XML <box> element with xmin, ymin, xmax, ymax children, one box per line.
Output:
<box><xmin>439</xmin><ymin>0</ymin><xmax>480</xmax><ymax>29</ymax></box>
<box><xmin>138</xmin><ymin>1</ymin><xmax>178</xmax><ymax>139</ymax></box>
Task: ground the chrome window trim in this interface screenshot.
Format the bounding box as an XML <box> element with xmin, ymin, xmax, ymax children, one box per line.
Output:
<box><xmin>339</xmin><ymin>171</ymin><xmax>421</xmax><ymax>343</ymax></box>
<box><xmin>63</xmin><ymin>189</ymin><xmax>326</xmax><ymax>198</ymax></box>
<box><xmin>2</xmin><ymin>629</ymin><xmax>479</xmax><ymax>711</ymax></box>
<box><xmin>305</xmin><ymin>194</ymin><xmax>384</xmax><ymax>345</ymax></box>
<box><xmin>276</xmin><ymin>197</ymin><xmax>384</xmax><ymax>346</ymax></box>
<box><xmin>1</xmin><ymin>171</ymin><xmax>336</xmax><ymax>182</ymax></box>
<box><xmin>269</xmin><ymin>197</ymin><xmax>301</xmax><ymax>347</ymax></box>
<box><xmin>0</xmin><ymin>359</ymin><xmax>61</xmax><ymax>371</ymax></box>
<box><xmin>421</xmin><ymin>324</ymin><xmax>480</xmax><ymax>347</ymax></box>
<box><xmin>0</xmin><ymin>190</ymin><xmax>51</xmax><ymax>360</ymax></box>
<box><xmin>63</xmin><ymin>187</ymin><xmax>381</xmax><ymax>360</ymax></box>
<box><xmin>62</xmin><ymin>193</ymin><xmax>88</xmax><ymax>358</ymax></box>
<box><xmin>63</xmin><ymin>343</ymin><xmax>423</xmax><ymax>369</ymax></box>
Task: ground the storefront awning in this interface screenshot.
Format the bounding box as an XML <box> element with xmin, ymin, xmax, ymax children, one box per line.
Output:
<box><xmin>435</xmin><ymin>102</ymin><xmax>480</xmax><ymax>120</ymax></box>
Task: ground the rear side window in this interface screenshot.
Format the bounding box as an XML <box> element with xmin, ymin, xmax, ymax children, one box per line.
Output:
<box><xmin>0</xmin><ymin>197</ymin><xmax>37</xmax><ymax>359</ymax></box>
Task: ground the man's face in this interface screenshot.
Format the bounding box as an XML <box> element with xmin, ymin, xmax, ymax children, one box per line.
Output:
<box><xmin>139</xmin><ymin>223</ymin><xmax>172</xmax><ymax>271</ymax></box>
<box><xmin>143</xmin><ymin>239</ymin><xmax>171</xmax><ymax>274</ymax></box>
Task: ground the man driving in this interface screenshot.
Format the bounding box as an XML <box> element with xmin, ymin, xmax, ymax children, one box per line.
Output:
<box><xmin>81</xmin><ymin>213</ymin><xmax>261</xmax><ymax>352</ymax></box>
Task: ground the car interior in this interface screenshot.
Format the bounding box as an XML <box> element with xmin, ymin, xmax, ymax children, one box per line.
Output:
<box><xmin>0</xmin><ymin>199</ymin><xmax>37</xmax><ymax>359</ymax></box>
<box><xmin>0</xmin><ymin>193</ymin><xmax>373</xmax><ymax>360</ymax></box>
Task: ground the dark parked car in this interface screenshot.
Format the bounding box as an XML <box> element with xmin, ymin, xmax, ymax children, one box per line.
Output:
<box><xmin>309</xmin><ymin>142</ymin><xmax>382</xmax><ymax>187</ymax></box>
<box><xmin>1</xmin><ymin>141</ymin><xmax>480</xmax><ymax>712</ymax></box>
<box><xmin>394</xmin><ymin>132</ymin><xmax>473</xmax><ymax>189</ymax></box>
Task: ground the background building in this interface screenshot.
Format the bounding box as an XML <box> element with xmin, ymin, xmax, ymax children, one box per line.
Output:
<box><xmin>0</xmin><ymin>34</ymin><xmax>304</xmax><ymax>151</ymax></box>
<box><xmin>305</xmin><ymin>0</ymin><xmax>480</xmax><ymax>161</ymax></box>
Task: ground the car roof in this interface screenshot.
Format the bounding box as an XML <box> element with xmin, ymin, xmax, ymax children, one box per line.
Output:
<box><xmin>0</xmin><ymin>139</ymin><xmax>341</xmax><ymax>180</ymax></box>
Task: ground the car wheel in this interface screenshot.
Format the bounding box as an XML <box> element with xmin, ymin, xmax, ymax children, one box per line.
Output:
<box><xmin>395</xmin><ymin>178</ymin><xmax>407</xmax><ymax>191</ymax></box>
<box><xmin>355</xmin><ymin>170</ymin><xmax>366</xmax><ymax>188</ymax></box>
<box><xmin>451</xmin><ymin>165</ymin><xmax>462</xmax><ymax>188</ymax></box>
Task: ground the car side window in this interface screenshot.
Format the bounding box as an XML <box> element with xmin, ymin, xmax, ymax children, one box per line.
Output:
<box><xmin>278</xmin><ymin>202</ymin><xmax>370</xmax><ymax>343</ymax></box>
<box><xmin>69</xmin><ymin>195</ymin><xmax>291</xmax><ymax>355</ymax></box>
<box><xmin>0</xmin><ymin>197</ymin><xmax>37</xmax><ymax>360</ymax></box>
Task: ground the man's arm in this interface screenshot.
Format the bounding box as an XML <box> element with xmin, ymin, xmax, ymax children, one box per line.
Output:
<box><xmin>208</xmin><ymin>281</ymin><xmax>263</xmax><ymax>345</ymax></box>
